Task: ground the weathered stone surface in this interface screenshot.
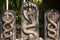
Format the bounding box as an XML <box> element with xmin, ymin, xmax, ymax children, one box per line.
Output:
<box><xmin>21</xmin><ymin>1</ymin><xmax>39</xmax><ymax>40</ymax></box>
<box><xmin>45</xmin><ymin>9</ymin><xmax>60</xmax><ymax>40</ymax></box>
<box><xmin>1</xmin><ymin>10</ymin><xmax>16</xmax><ymax>40</ymax></box>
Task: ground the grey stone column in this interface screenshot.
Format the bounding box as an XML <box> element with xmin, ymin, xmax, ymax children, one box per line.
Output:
<box><xmin>21</xmin><ymin>1</ymin><xmax>39</xmax><ymax>40</ymax></box>
<box><xmin>0</xmin><ymin>10</ymin><xmax>16</xmax><ymax>40</ymax></box>
<box><xmin>44</xmin><ymin>9</ymin><xmax>60</xmax><ymax>40</ymax></box>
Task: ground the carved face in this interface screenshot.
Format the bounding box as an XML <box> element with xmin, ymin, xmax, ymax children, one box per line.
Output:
<box><xmin>28</xmin><ymin>8</ymin><xmax>32</xmax><ymax>15</ymax></box>
<box><xmin>2</xmin><ymin>11</ymin><xmax>14</xmax><ymax>23</ymax></box>
<box><xmin>47</xmin><ymin>10</ymin><xmax>59</xmax><ymax>22</ymax></box>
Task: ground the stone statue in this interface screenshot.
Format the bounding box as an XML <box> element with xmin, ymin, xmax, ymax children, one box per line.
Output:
<box><xmin>45</xmin><ymin>9</ymin><xmax>60</xmax><ymax>40</ymax></box>
<box><xmin>1</xmin><ymin>10</ymin><xmax>16</xmax><ymax>40</ymax></box>
<box><xmin>21</xmin><ymin>1</ymin><xmax>39</xmax><ymax>40</ymax></box>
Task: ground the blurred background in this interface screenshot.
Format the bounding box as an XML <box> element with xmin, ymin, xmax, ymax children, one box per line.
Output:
<box><xmin>0</xmin><ymin>0</ymin><xmax>60</xmax><ymax>39</ymax></box>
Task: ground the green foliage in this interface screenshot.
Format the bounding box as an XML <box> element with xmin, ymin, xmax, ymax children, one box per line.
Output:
<box><xmin>32</xmin><ymin>0</ymin><xmax>42</xmax><ymax>4</ymax></box>
<box><xmin>39</xmin><ymin>3</ymin><xmax>45</xmax><ymax>25</ymax></box>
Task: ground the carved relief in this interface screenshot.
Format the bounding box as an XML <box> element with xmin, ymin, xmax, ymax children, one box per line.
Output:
<box><xmin>21</xmin><ymin>1</ymin><xmax>39</xmax><ymax>40</ymax></box>
<box><xmin>1</xmin><ymin>10</ymin><xmax>16</xmax><ymax>40</ymax></box>
<box><xmin>45</xmin><ymin>9</ymin><xmax>60</xmax><ymax>40</ymax></box>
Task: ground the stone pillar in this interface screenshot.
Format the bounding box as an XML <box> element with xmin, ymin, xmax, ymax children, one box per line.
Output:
<box><xmin>45</xmin><ymin>9</ymin><xmax>60</xmax><ymax>40</ymax></box>
<box><xmin>1</xmin><ymin>10</ymin><xmax>16</xmax><ymax>40</ymax></box>
<box><xmin>21</xmin><ymin>1</ymin><xmax>39</xmax><ymax>40</ymax></box>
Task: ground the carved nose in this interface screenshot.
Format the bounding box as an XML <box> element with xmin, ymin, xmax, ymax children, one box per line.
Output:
<box><xmin>6</xmin><ymin>14</ymin><xmax>9</xmax><ymax>20</ymax></box>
